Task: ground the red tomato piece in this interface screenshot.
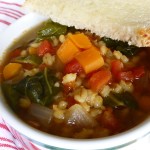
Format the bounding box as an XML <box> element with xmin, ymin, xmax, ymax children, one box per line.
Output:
<box><xmin>117</xmin><ymin>71</ymin><xmax>134</xmax><ymax>82</ymax></box>
<box><xmin>117</xmin><ymin>66</ymin><xmax>145</xmax><ymax>82</ymax></box>
<box><xmin>9</xmin><ymin>49</ymin><xmax>21</xmax><ymax>59</ymax></box>
<box><xmin>132</xmin><ymin>66</ymin><xmax>145</xmax><ymax>79</ymax></box>
<box><xmin>111</xmin><ymin>60</ymin><xmax>123</xmax><ymax>76</ymax></box>
<box><xmin>89</xmin><ymin>69</ymin><xmax>112</xmax><ymax>92</ymax></box>
<box><xmin>38</xmin><ymin>40</ymin><xmax>54</xmax><ymax>56</ymax></box>
<box><xmin>63</xmin><ymin>59</ymin><xmax>84</xmax><ymax>75</ymax></box>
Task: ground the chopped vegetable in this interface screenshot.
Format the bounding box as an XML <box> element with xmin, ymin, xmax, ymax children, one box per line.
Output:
<box><xmin>9</xmin><ymin>49</ymin><xmax>21</xmax><ymax>59</ymax></box>
<box><xmin>3</xmin><ymin>63</ymin><xmax>22</xmax><ymax>80</ymax></box>
<box><xmin>89</xmin><ymin>70</ymin><xmax>112</xmax><ymax>92</ymax></box>
<box><xmin>28</xmin><ymin>47</ymin><xmax>38</xmax><ymax>55</ymax></box>
<box><xmin>37</xmin><ymin>20</ymin><xmax>67</xmax><ymax>41</ymax></box>
<box><xmin>28</xmin><ymin>103</ymin><xmax>53</xmax><ymax>128</ymax></box>
<box><xmin>38</xmin><ymin>40</ymin><xmax>54</xmax><ymax>56</ymax></box>
<box><xmin>101</xmin><ymin>37</ymin><xmax>140</xmax><ymax>56</ymax></box>
<box><xmin>64</xmin><ymin>59</ymin><xmax>84</xmax><ymax>75</ymax></box>
<box><xmin>75</xmin><ymin>47</ymin><xmax>104</xmax><ymax>74</ymax></box>
<box><xmin>65</xmin><ymin>104</ymin><xmax>97</xmax><ymax>128</ymax></box>
<box><xmin>69</xmin><ymin>33</ymin><xmax>92</xmax><ymax>49</ymax></box>
<box><xmin>104</xmin><ymin>92</ymin><xmax>138</xmax><ymax>108</ymax></box>
<box><xmin>13</xmin><ymin>55</ymin><xmax>42</xmax><ymax>66</ymax></box>
<box><xmin>2</xmin><ymin>83</ymin><xmax>20</xmax><ymax>110</ymax></box>
<box><xmin>57</xmin><ymin>38</ymin><xmax>80</xmax><ymax>64</ymax></box>
<box><xmin>117</xmin><ymin>66</ymin><xmax>145</xmax><ymax>82</ymax></box>
<box><xmin>13</xmin><ymin>68</ymin><xmax>60</xmax><ymax>105</ymax></box>
<box><xmin>111</xmin><ymin>60</ymin><xmax>123</xmax><ymax>77</ymax></box>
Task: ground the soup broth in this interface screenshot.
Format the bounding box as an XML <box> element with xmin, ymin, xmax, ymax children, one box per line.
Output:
<box><xmin>1</xmin><ymin>20</ymin><xmax>150</xmax><ymax>139</ymax></box>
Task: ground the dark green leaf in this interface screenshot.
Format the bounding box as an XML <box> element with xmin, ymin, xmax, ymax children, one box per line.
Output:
<box><xmin>104</xmin><ymin>92</ymin><xmax>124</xmax><ymax>108</ymax></box>
<box><xmin>2</xmin><ymin>83</ymin><xmax>20</xmax><ymax>110</ymax></box>
<box><xmin>37</xmin><ymin>20</ymin><xmax>67</xmax><ymax>41</ymax></box>
<box><xmin>25</xmin><ymin>77</ymin><xmax>43</xmax><ymax>104</ymax></box>
<box><xmin>12</xmin><ymin>68</ymin><xmax>60</xmax><ymax>106</ymax></box>
<box><xmin>104</xmin><ymin>92</ymin><xmax>138</xmax><ymax>109</ymax></box>
<box><xmin>41</xmin><ymin>68</ymin><xmax>60</xmax><ymax>105</ymax></box>
<box><xmin>101</xmin><ymin>37</ymin><xmax>140</xmax><ymax>57</ymax></box>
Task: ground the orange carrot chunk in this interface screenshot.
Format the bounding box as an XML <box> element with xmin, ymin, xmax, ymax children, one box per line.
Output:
<box><xmin>3</xmin><ymin>63</ymin><xmax>22</xmax><ymax>80</ymax></box>
<box><xmin>57</xmin><ymin>38</ymin><xmax>80</xmax><ymax>64</ymax></box>
<box><xmin>69</xmin><ymin>33</ymin><xmax>92</xmax><ymax>49</ymax></box>
<box><xmin>89</xmin><ymin>70</ymin><xmax>112</xmax><ymax>92</ymax></box>
<box><xmin>75</xmin><ymin>47</ymin><xmax>104</xmax><ymax>74</ymax></box>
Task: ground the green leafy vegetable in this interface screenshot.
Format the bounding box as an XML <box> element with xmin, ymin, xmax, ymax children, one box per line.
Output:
<box><xmin>104</xmin><ymin>92</ymin><xmax>138</xmax><ymax>109</ymax></box>
<box><xmin>13</xmin><ymin>55</ymin><xmax>42</xmax><ymax>66</ymax></box>
<box><xmin>13</xmin><ymin>68</ymin><xmax>60</xmax><ymax>106</ymax></box>
<box><xmin>37</xmin><ymin>20</ymin><xmax>67</xmax><ymax>41</ymax></box>
<box><xmin>101</xmin><ymin>37</ymin><xmax>140</xmax><ymax>57</ymax></box>
<box><xmin>2</xmin><ymin>83</ymin><xmax>20</xmax><ymax>110</ymax></box>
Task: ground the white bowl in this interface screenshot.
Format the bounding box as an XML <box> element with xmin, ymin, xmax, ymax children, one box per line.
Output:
<box><xmin>0</xmin><ymin>13</ymin><xmax>150</xmax><ymax>150</ymax></box>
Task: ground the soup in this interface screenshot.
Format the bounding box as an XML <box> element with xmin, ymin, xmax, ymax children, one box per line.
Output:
<box><xmin>1</xmin><ymin>20</ymin><xmax>150</xmax><ymax>139</ymax></box>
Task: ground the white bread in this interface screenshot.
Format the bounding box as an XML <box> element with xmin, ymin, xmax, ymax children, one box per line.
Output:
<box><xmin>23</xmin><ymin>0</ymin><xmax>150</xmax><ymax>47</ymax></box>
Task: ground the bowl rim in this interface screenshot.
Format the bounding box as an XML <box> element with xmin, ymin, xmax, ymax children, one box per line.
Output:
<box><xmin>0</xmin><ymin>13</ymin><xmax>150</xmax><ymax>150</ymax></box>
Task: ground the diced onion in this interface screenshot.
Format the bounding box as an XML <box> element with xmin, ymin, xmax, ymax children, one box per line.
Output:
<box><xmin>28</xmin><ymin>103</ymin><xmax>53</xmax><ymax>127</ymax></box>
<box><xmin>65</xmin><ymin>104</ymin><xmax>97</xmax><ymax>128</ymax></box>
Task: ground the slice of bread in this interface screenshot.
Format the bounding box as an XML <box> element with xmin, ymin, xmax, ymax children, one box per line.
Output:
<box><xmin>23</xmin><ymin>0</ymin><xmax>150</xmax><ymax>47</ymax></box>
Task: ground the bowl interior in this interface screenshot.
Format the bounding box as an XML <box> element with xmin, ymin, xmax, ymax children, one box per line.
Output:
<box><xmin>0</xmin><ymin>13</ymin><xmax>150</xmax><ymax>150</ymax></box>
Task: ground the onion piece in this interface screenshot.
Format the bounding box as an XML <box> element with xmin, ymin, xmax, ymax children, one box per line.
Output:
<box><xmin>65</xmin><ymin>104</ymin><xmax>97</xmax><ymax>128</ymax></box>
<box><xmin>28</xmin><ymin>103</ymin><xmax>53</xmax><ymax>127</ymax></box>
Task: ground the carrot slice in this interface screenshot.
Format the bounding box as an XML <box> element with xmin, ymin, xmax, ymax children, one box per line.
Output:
<box><xmin>57</xmin><ymin>38</ymin><xmax>80</xmax><ymax>64</ymax></box>
<box><xmin>69</xmin><ymin>33</ymin><xmax>92</xmax><ymax>49</ymax></box>
<box><xmin>89</xmin><ymin>70</ymin><xmax>112</xmax><ymax>92</ymax></box>
<box><xmin>75</xmin><ymin>46</ymin><xmax>104</xmax><ymax>74</ymax></box>
<box><xmin>3</xmin><ymin>63</ymin><xmax>22</xmax><ymax>80</ymax></box>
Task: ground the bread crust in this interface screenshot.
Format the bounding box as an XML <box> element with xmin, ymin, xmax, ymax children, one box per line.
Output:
<box><xmin>23</xmin><ymin>0</ymin><xmax>150</xmax><ymax>47</ymax></box>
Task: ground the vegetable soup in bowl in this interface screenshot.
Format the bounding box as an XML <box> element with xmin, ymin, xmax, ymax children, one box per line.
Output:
<box><xmin>0</xmin><ymin>13</ymin><xmax>150</xmax><ymax>150</ymax></box>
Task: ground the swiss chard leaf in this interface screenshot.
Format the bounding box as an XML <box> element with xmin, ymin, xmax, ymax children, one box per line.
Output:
<box><xmin>101</xmin><ymin>37</ymin><xmax>140</xmax><ymax>57</ymax></box>
<box><xmin>2</xmin><ymin>83</ymin><xmax>21</xmax><ymax>111</ymax></box>
<box><xmin>25</xmin><ymin>77</ymin><xmax>43</xmax><ymax>104</ymax></box>
<box><xmin>37</xmin><ymin>20</ymin><xmax>67</xmax><ymax>41</ymax></box>
<box><xmin>13</xmin><ymin>55</ymin><xmax>42</xmax><ymax>66</ymax></box>
<box><xmin>13</xmin><ymin>68</ymin><xmax>60</xmax><ymax>106</ymax></box>
<box><xmin>104</xmin><ymin>92</ymin><xmax>138</xmax><ymax>109</ymax></box>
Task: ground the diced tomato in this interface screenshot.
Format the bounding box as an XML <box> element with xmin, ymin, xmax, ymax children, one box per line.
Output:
<box><xmin>100</xmin><ymin>107</ymin><xmax>120</xmax><ymax>131</ymax></box>
<box><xmin>117</xmin><ymin>71</ymin><xmax>134</xmax><ymax>81</ymax></box>
<box><xmin>38</xmin><ymin>40</ymin><xmax>54</xmax><ymax>56</ymax></box>
<box><xmin>132</xmin><ymin>66</ymin><xmax>145</xmax><ymax>79</ymax></box>
<box><xmin>111</xmin><ymin>60</ymin><xmax>123</xmax><ymax>76</ymax></box>
<box><xmin>89</xmin><ymin>69</ymin><xmax>112</xmax><ymax>92</ymax></box>
<box><xmin>9</xmin><ymin>49</ymin><xmax>21</xmax><ymax>59</ymax></box>
<box><xmin>63</xmin><ymin>59</ymin><xmax>84</xmax><ymax>75</ymax></box>
<box><xmin>117</xmin><ymin>66</ymin><xmax>145</xmax><ymax>82</ymax></box>
<box><xmin>66</xmin><ymin>96</ymin><xmax>77</xmax><ymax>108</ymax></box>
<box><xmin>111</xmin><ymin>59</ymin><xmax>145</xmax><ymax>82</ymax></box>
